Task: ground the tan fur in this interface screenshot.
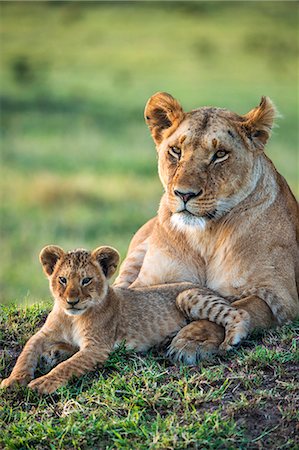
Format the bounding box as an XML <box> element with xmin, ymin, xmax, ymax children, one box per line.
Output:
<box><xmin>116</xmin><ymin>92</ymin><xmax>299</xmax><ymax>362</ymax></box>
<box><xmin>1</xmin><ymin>247</ymin><xmax>247</xmax><ymax>394</ymax></box>
<box><xmin>176</xmin><ymin>289</ymin><xmax>250</xmax><ymax>351</ymax></box>
<box><xmin>114</xmin><ymin>218</ymin><xmax>155</xmax><ymax>288</ymax></box>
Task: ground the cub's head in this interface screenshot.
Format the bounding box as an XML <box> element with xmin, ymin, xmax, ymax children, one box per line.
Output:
<box><xmin>40</xmin><ymin>245</ymin><xmax>120</xmax><ymax>316</ymax></box>
<box><xmin>145</xmin><ymin>92</ymin><xmax>277</xmax><ymax>230</ymax></box>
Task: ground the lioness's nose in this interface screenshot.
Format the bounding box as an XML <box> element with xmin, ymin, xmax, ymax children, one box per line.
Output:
<box><xmin>67</xmin><ymin>299</ymin><xmax>80</xmax><ymax>306</ymax></box>
<box><xmin>174</xmin><ymin>189</ymin><xmax>203</xmax><ymax>204</ymax></box>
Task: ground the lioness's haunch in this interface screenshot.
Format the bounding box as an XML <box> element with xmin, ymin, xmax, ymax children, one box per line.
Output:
<box><xmin>1</xmin><ymin>246</ymin><xmax>249</xmax><ymax>394</ymax></box>
<box><xmin>115</xmin><ymin>92</ymin><xmax>299</xmax><ymax>363</ymax></box>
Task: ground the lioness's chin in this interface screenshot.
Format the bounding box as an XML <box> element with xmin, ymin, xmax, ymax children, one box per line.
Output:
<box><xmin>170</xmin><ymin>212</ymin><xmax>207</xmax><ymax>232</ymax></box>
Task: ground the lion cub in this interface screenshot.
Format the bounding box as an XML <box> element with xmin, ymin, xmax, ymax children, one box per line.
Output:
<box><xmin>1</xmin><ymin>246</ymin><xmax>249</xmax><ymax>394</ymax></box>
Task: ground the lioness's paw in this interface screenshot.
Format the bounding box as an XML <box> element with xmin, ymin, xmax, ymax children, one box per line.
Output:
<box><xmin>167</xmin><ymin>320</ymin><xmax>225</xmax><ymax>365</ymax></box>
<box><xmin>168</xmin><ymin>337</ymin><xmax>215</xmax><ymax>365</ymax></box>
<box><xmin>28</xmin><ymin>376</ymin><xmax>62</xmax><ymax>395</ymax></box>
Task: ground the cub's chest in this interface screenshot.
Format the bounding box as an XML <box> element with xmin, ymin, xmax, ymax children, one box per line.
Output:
<box><xmin>60</xmin><ymin>320</ymin><xmax>83</xmax><ymax>348</ymax></box>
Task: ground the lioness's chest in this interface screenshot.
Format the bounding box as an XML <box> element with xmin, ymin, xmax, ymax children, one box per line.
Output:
<box><xmin>192</xmin><ymin>234</ymin><xmax>248</xmax><ymax>296</ymax></box>
<box><xmin>206</xmin><ymin>259</ymin><xmax>248</xmax><ymax>296</ymax></box>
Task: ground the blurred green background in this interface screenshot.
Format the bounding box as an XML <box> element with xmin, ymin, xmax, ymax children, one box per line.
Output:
<box><xmin>1</xmin><ymin>1</ymin><xmax>298</xmax><ymax>305</ymax></box>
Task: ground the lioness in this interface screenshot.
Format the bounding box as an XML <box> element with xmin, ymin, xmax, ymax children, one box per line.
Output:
<box><xmin>115</xmin><ymin>92</ymin><xmax>299</xmax><ymax>363</ymax></box>
<box><xmin>1</xmin><ymin>245</ymin><xmax>249</xmax><ymax>394</ymax></box>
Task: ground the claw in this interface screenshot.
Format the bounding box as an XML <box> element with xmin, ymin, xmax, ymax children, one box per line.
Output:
<box><xmin>1</xmin><ymin>373</ymin><xmax>32</xmax><ymax>389</ymax></box>
<box><xmin>28</xmin><ymin>376</ymin><xmax>59</xmax><ymax>395</ymax></box>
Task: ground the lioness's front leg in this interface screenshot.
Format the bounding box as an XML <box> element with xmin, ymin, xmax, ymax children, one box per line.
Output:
<box><xmin>114</xmin><ymin>218</ymin><xmax>156</xmax><ymax>288</ymax></box>
<box><xmin>170</xmin><ymin>290</ymin><xmax>277</xmax><ymax>363</ymax></box>
<box><xmin>168</xmin><ymin>289</ymin><xmax>255</xmax><ymax>363</ymax></box>
<box><xmin>28</xmin><ymin>345</ymin><xmax>110</xmax><ymax>394</ymax></box>
<box><xmin>1</xmin><ymin>330</ymin><xmax>49</xmax><ymax>389</ymax></box>
<box><xmin>231</xmin><ymin>295</ymin><xmax>275</xmax><ymax>330</ymax></box>
<box><xmin>114</xmin><ymin>241</ymin><xmax>148</xmax><ymax>288</ymax></box>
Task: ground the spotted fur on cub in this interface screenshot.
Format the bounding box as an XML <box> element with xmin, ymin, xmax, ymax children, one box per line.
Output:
<box><xmin>1</xmin><ymin>246</ymin><xmax>250</xmax><ymax>394</ymax></box>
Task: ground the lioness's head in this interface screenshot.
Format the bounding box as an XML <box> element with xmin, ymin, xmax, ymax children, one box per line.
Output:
<box><xmin>40</xmin><ymin>245</ymin><xmax>120</xmax><ymax>316</ymax></box>
<box><xmin>145</xmin><ymin>92</ymin><xmax>277</xmax><ymax>229</ymax></box>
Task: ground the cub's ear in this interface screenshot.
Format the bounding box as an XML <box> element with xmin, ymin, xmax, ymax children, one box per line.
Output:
<box><xmin>144</xmin><ymin>92</ymin><xmax>185</xmax><ymax>145</ymax></box>
<box><xmin>241</xmin><ymin>96</ymin><xmax>278</xmax><ymax>150</ymax></box>
<box><xmin>39</xmin><ymin>245</ymin><xmax>64</xmax><ymax>277</ymax></box>
<box><xmin>91</xmin><ymin>246</ymin><xmax>120</xmax><ymax>279</ymax></box>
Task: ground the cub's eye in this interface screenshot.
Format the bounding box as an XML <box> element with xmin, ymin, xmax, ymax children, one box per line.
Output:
<box><xmin>82</xmin><ymin>277</ymin><xmax>93</xmax><ymax>286</ymax></box>
<box><xmin>59</xmin><ymin>277</ymin><xmax>67</xmax><ymax>286</ymax></box>
<box><xmin>168</xmin><ymin>146</ymin><xmax>181</xmax><ymax>160</ymax></box>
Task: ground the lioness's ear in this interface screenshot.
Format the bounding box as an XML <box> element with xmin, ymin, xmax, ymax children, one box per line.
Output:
<box><xmin>242</xmin><ymin>96</ymin><xmax>277</xmax><ymax>150</ymax></box>
<box><xmin>39</xmin><ymin>245</ymin><xmax>64</xmax><ymax>277</ymax></box>
<box><xmin>144</xmin><ymin>92</ymin><xmax>185</xmax><ymax>145</ymax></box>
<box><xmin>91</xmin><ymin>246</ymin><xmax>120</xmax><ymax>279</ymax></box>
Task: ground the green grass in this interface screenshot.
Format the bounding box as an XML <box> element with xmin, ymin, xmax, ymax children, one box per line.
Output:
<box><xmin>0</xmin><ymin>1</ymin><xmax>298</xmax><ymax>305</ymax></box>
<box><xmin>1</xmin><ymin>4</ymin><xmax>298</xmax><ymax>448</ymax></box>
<box><xmin>0</xmin><ymin>304</ymin><xmax>298</xmax><ymax>449</ymax></box>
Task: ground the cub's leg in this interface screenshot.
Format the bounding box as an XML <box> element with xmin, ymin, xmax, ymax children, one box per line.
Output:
<box><xmin>28</xmin><ymin>345</ymin><xmax>111</xmax><ymax>394</ymax></box>
<box><xmin>176</xmin><ymin>288</ymin><xmax>251</xmax><ymax>351</ymax></box>
<box><xmin>1</xmin><ymin>331</ymin><xmax>49</xmax><ymax>389</ymax></box>
<box><xmin>170</xmin><ymin>290</ymin><xmax>279</xmax><ymax>363</ymax></box>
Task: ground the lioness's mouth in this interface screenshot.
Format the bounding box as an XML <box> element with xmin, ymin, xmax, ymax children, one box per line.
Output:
<box><xmin>179</xmin><ymin>209</ymin><xmax>217</xmax><ymax>220</ymax></box>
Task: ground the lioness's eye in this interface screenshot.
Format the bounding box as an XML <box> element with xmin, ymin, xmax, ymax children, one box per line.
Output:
<box><xmin>168</xmin><ymin>146</ymin><xmax>181</xmax><ymax>160</ymax></box>
<box><xmin>59</xmin><ymin>277</ymin><xmax>67</xmax><ymax>286</ymax></box>
<box><xmin>82</xmin><ymin>277</ymin><xmax>93</xmax><ymax>286</ymax></box>
<box><xmin>211</xmin><ymin>149</ymin><xmax>229</xmax><ymax>163</ymax></box>
<box><xmin>215</xmin><ymin>150</ymin><xmax>227</xmax><ymax>159</ymax></box>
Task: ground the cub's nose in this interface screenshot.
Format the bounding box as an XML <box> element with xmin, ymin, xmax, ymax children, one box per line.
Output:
<box><xmin>67</xmin><ymin>299</ymin><xmax>80</xmax><ymax>306</ymax></box>
<box><xmin>174</xmin><ymin>189</ymin><xmax>203</xmax><ymax>204</ymax></box>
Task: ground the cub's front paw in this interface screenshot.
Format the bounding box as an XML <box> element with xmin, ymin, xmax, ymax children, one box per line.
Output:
<box><xmin>219</xmin><ymin>309</ymin><xmax>251</xmax><ymax>352</ymax></box>
<box><xmin>28</xmin><ymin>376</ymin><xmax>62</xmax><ymax>395</ymax></box>
<box><xmin>1</xmin><ymin>372</ymin><xmax>32</xmax><ymax>389</ymax></box>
